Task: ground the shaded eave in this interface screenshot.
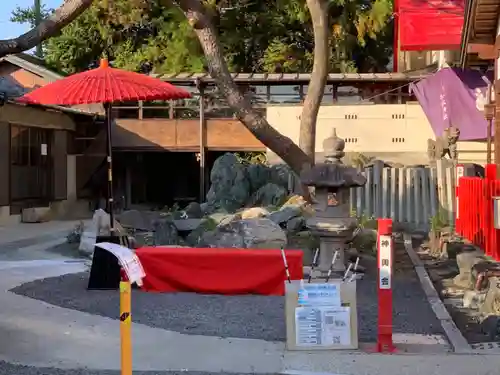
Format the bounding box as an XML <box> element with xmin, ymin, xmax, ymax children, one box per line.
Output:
<box><xmin>154</xmin><ymin>72</ymin><xmax>427</xmax><ymax>86</ymax></box>
<box><xmin>0</xmin><ymin>53</ymin><xmax>63</xmax><ymax>82</ymax></box>
<box><xmin>460</xmin><ymin>0</ymin><xmax>500</xmax><ymax>68</ymax></box>
<box><xmin>8</xmin><ymin>100</ymin><xmax>104</xmax><ymax>119</ymax></box>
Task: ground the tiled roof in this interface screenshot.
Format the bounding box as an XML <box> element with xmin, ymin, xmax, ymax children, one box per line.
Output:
<box><xmin>153</xmin><ymin>72</ymin><xmax>428</xmax><ymax>85</ymax></box>
<box><xmin>0</xmin><ymin>53</ymin><xmax>103</xmax><ymax>116</ymax></box>
<box><xmin>0</xmin><ymin>53</ymin><xmax>63</xmax><ymax>82</ymax></box>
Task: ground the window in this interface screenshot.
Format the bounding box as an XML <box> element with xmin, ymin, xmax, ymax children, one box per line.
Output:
<box><xmin>10</xmin><ymin>125</ymin><xmax>50</xmax><ymax>166</ymax></box>
<box><xmin>11</xmin><ymin>125</ymin><xmax>29</xmax><ymax>166</ymax></box>
<box><xmin>245</xmin><ymin>85</ymin><xmax>269</xmax><ymax>105</ymax></box>
<box><xmin>302</xmin><ymin>84</ymin><xmax>334</xmax><ymax>104</ymax></box>
<box><xmin>269</xmin><ymin>85</ymin><xmax>301</xmax><ymax>104</ymax></box>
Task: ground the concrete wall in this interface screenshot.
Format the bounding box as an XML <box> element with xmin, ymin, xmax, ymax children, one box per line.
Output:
<box><xmin>266</xmin><ymin>103</ymin><xmax>490</xmax><ymax>166</ymax></box>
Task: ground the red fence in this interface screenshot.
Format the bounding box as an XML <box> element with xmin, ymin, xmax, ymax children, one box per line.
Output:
<box><xmin>457</xmin><ymin>164</ymin><xmax>500</xmax><ymax>261</ymax></box>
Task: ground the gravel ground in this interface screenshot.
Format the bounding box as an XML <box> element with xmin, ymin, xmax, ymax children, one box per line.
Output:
<box><xmin>11</xmin><ymin>236</ymin><xmax>443</xmax><ymax>343</ymax></box>
<box><xmin>0</xmin><ymin>362</ymin><xmax>271</xmax><ymax>375</ymax></box>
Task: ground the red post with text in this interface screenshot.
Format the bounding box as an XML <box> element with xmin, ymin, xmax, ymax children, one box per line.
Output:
<box><xmin>377</xmin><ymin>218</ymin><xmax>395</xmax><ymax>353</ymax></box>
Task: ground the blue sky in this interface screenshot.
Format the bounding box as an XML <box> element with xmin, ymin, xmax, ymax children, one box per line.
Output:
<box><xmin>0</xmin><ymin>0</ymin><xmax>61</xmax><ymax>40</ymax></box>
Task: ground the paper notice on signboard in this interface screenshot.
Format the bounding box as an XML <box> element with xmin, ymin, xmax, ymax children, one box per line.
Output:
<box><xmin>297</xmin><ymin>282</ymin><xmax>341</xmax><ymax>307</ymax></box>
<box><xmin>295</xmin><ymin>306</ymin><xmax>351</xmax><ymax>347</ymax></box>
<box><xmin>322</xmin><ymin>306</ymin><xmax>351</xmax><ymax>346</ymax></box>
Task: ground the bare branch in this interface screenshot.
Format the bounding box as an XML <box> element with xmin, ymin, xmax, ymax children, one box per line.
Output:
<box><xmin>299</xmin><ymin>0</ymin><xmax>330</xmax><ymax>164</ymax></box>
<box><xmin>0</xmin><ymin>0</ymin><xmax>94</xmax><ymax>58</ymax></box>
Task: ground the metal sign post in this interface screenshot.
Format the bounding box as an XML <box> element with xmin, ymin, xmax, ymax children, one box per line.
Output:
<box><xmin>377</xmin><ymin>218</ymin><xmax>395</xmax><ymax>353</ymax></box>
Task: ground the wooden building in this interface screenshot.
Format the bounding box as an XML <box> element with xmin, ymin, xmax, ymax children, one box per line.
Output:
<box><xmin>0</xmin><ymin>53</ymin><xmax>427</xmax><ymax>211</ymax></box>
<box><xmin>460</xmin><ymin>0</ymin><xmax>500</xmax><ymax>165</ymax></box>
<box><xmin>110</xmin><ymin>71</ymin><xmax>425</xmax><ymax>208</ymax></box>
<box><xmin>0</xmin><ymin>54</ymin><xmax>99</xmax><ymax>224</ymax></box>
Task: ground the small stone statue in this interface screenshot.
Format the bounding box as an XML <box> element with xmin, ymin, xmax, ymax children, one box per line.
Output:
<box><xmin>427</xmin><ymin>126</ymin><xmax>460</xmax><ymax>162</ymax></box>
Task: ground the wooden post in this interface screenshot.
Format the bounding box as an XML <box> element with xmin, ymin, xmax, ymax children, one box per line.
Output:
<box><xmin>484</xmin><ymin>97</ymin><xmax>494</xmax><ymax>165</ymax></box>
<box><xmin>197</xmin><ymin>80</ymin><xmax>207</xmax><ymax>202</ymax></box>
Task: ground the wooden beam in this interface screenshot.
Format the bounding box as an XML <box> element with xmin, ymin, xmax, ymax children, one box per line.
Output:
<box><xmin>468</xmin><ymin>43</ymin><xmax>496</xmax><ymax>59</ymax></box>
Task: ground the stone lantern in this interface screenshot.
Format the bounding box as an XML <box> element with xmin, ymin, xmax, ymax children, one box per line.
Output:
<box><xmin>300</xmin><ymin>128</ymin><xmax>367</xmax><ymax>276</ymax></box>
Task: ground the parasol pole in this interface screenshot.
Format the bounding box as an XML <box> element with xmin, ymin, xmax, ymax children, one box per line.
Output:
<box><xmin>104</xmin><ymin>101</ymin><xmax>115</xmax><ymax>232</ymax></box>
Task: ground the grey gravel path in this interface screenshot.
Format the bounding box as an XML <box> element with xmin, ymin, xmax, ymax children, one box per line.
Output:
<box><xmin>11</xmin><ymin>240</ymin><xmax>444</xmax><ymax>343</ymax></box>
<box><xmin>0</xmin><ymin>362</ymin><xmax>273</xmax><ymax>375</ymax></box>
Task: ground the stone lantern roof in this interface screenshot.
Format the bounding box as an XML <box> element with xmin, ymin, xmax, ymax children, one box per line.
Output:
<box><xmin>300</xmin><ymin>128</ymin><xmax>367</xmax><ymax>189</ymax></box>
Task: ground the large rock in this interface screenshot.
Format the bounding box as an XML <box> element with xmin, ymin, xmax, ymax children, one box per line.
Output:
<box><xmin>456</xmin><ymin>250</ymin><xmax>485</xmax><ymax>274</ymax></box>
<box><xmin>479</xmin><ymin>276</ymin><xmax>500</xmax><ymax>340</ymax></box>
<box><xmin>205</xmin><ymin>153</ymin><xmax>250</xmax><ymax>213</ymax></box>
<box><xmin>118</xmin><ymin>209</ymin><xmax>163</xmax><ymax>231</ymax></box>
<box><xmin>184</xmin><ymin>202</ymin><xmax>203</xmax><ymax>218</ymax></box>
<box><xmin>246</xmin><ymin>163</ymin><xmax>271</xmax><ymax>193</ymax></box>
<box><xmin>21</xmin><ymin>207</ymin><xmax>51</xmax><ymax>223</ymax></box>
<box><xmin>202</xmin><ymin>218</ymin><xmax>287</xmax><ymax>249</ymax></box>
<box><xmin>481</xmin><ymin>277</ymin><xmax>500</xmax><ymax>315</ymax></box>
<box><xmin>247</xmin><ymin>183</ymin><xmax>287</xmax><ymax>207</ymax></box>
<box><xmin>286</xmin><ymin>216</ymin><xmax>306</xmax><ymax>232</ymax></box>
<box><xmin>173</xmin><ymin>219</ymin><xmax>202</xmax><ymax>231</ymax></box>
<box><xmin>269</xmin><ymin>164</ymin><xmax>294</xmax><ymax>189</ymax></box>
<box><xmin>153</xmin><ymin>218</ymin><xmax>179</xmax><ymax>245</ymax></box>
<box><xmin>185</xmin><ymin>217</ymin><xmax>219</xmax><ymax>247</ymax></box>
<box><xmin>241</xmin><ymin>207</ymin><xmax>270</xmax><ymax>219</ymax></box>
<box><xmin>269</xmin><ymin>204</ymin><xmax>302</xmax><ymax>224</ymax></box>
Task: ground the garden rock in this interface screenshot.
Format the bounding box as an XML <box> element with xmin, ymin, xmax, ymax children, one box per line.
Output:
<box><xmin>286</xmin><ymin>216</ymin><xmax>306</xmax><ymax>232</ymax></box>
<box><xmin>205</xmin><ymin>153</ymin><xmax>250</xmax><ymax>213</ymax></box>
<box><xmin>269</xmin><ymin>205</ymin><xmax>302</xmax><ymax>224</ymax></box>
<box><xmin>246</xmin><ymin>163</ymin><xmax>270</xmax><ymax>193</ymax></box>
<box><xmin>173</xmin><ymin>219</ymin><xmax>202</xmax><ymax>231</ymax></box>
<box><xmin>153</xmin><ymin>218</ymin><xmax>179</xmax><ymax>245</ymax></box>
<box><xmin>241</xmin><ymin>207</ymin><xmax>270</xmax><ymax>219</ymax></box>
<box><xmin>184</xmin><ymin>202</ymin><xmax>203</xmax><ymax>218</ymax></box>
<box><xmin>444</xmin><ymin>241</ymin><xmax>478</xmax><ymax>260</ymax></box>
<box><xmin>202</xmin><ymin>218</ymin><xmax>287</xmax><ymax>249</ymax></box>
<box><xmin>269</xmin><ymin>164</ymin><xmax>294</xmax><ymax>189</ymax></box>
<box><xmin>118</xmin><ymin>209</ymin><xmax>162</xmax><ymax>231</ymax></box>
<box><xmin>247</xmin><ymin>183</ymin><xmax>287</xmax><ymax>207</ymax></box>
<box><xmin>453</xmin><ymin>273</ymin><xmax>475</xmax><ymax>290</ymax></box>
<box><xmin>480</xmin><ymin>276</ymin><xmax>500</xmax><ymax>315</ymax></box>
<box><xmin>456</xmin><ymin>250</ymin><xmax>486</xmax><ymax>274</ymax></box>
<box><xmin>463</xmin><ymin>290</ymin><xmax>487</xmax><ymax>309</ymax></box>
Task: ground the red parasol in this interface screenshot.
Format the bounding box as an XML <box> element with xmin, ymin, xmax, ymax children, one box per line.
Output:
<box><xmin>19</xmin><ymin>59</ymin><xmax>191</xmax><ymax>105</ymax></box>
<box><xmin>18</xmin><ymin>59</ymin><xmax>192</xmax><ymax>231</ymax></box>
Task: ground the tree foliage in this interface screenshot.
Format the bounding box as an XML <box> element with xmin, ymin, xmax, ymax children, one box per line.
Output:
<box><xmin>12</xmin><ymin>0</ymin><xmax>393</xmax><ymax>75</ymax></box>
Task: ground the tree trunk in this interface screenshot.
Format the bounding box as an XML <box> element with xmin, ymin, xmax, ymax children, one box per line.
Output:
<box><xmin>299</xmin><ymin>0</ymin><xmax>330</xmax><ymax>164</ymax></box>
<box><xmin>0</xmin><ymin>0</ymin><xmax>94</xmax><ymax>58</ymax></box>
<box><xmin>178</xmin><ymin>0</ymin><xmax>312</xmax><ymax>179</ymax></box>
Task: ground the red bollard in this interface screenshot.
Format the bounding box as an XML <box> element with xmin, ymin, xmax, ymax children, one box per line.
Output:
<box><xmin>376</xmin><ymin>218</ymin><xmax>396</xmax><ymax>353</ymax></box>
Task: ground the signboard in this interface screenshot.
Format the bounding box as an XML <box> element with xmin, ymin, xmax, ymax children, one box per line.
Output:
<box><xmin>295</xmin><ymin>306</ymin><xmax>351</xmax><ymax>347</ymax></box>
<box><xmin>297</xmin><ymin>283</ymin><xmax>341</xmax><ymax>307</ymax></box>
<box><xmin>95</xmin><ymin>242</ymin><xmax>146</xmax><ymax>286</ymax></box>
<box><xmin>378</xmin><ymin>235</ymin><xmax>392</xmax><ymax>289</ymax></box>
